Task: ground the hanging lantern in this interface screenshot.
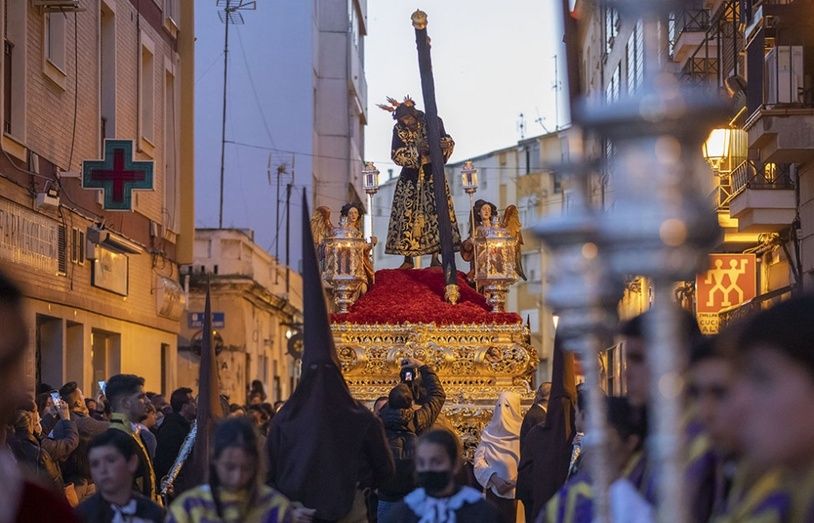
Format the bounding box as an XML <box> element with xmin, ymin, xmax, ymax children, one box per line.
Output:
<box><xmin>362</xmin><ymin>161</ymin><xmax>380</xmax><ymax>196</ymax></box>
<box><xmin>321</xmin><ymin>218</ymin><xmax>367</xmax><ymax>313</ymax></box>
<box><xmin>461</xmin><ymin>160</ymin><xmax>479</xmax><ymax>195</ymax></box>
<box><xmin>474</xmin><ymin>216</ymin><xmax>518</xmax><ymax>312</ymax></box>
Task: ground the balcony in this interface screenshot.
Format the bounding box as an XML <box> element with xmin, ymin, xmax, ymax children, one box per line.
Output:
<box><xmin>669</xmin><ymin>9</ymin><xmax>711</xmax><ymax>65</ymax></box>
<box><xmin>746</xmin><ymin>104</ymin><xmax>814</xmax><ymax>164</ymax></box>
<box><xmin>728</xmin><ymin>161</ymin><xmax>796</xmax><ymax>233</ymax></box>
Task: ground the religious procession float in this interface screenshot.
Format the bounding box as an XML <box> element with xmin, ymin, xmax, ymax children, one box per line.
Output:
<box><xmin>310</xmin><ymin>10</ymin><xmax>537</xmax><ymax>455</ymax></box>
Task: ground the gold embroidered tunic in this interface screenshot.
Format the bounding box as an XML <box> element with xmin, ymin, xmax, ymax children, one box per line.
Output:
<box><xmin>384</xmin><ymin>117</ymin><xmax>461</xmax><ymax>256</ymax></box>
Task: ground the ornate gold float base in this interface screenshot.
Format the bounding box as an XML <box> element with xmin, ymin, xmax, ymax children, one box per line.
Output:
<box><xmin>333</xmin><ymin>321</ymin><xmax>537</xmax><ymax>457</ymax></box>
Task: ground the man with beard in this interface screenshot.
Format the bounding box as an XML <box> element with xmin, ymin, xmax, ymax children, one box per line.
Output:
<box><xmin>104</xmin><ymin>374</ymin><xmax>161</xmax><ymax>505</ymax></box>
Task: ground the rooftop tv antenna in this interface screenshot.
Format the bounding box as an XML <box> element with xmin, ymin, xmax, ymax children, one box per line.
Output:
<box><xmin>216</xmin><ymin>0</ymin><xmax>256</xmax><ymax>228</ymax></box>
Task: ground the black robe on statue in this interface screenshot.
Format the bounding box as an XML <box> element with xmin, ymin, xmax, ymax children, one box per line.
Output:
<box><xmin>266</xmin><ymin>193</ymin><xmax>394</xmax><ymax>521</ymax></box>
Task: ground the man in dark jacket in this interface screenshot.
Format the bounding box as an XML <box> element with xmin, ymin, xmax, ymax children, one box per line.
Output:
<box><xmin>153</xmin><ymin>387</ymin><xmax>196</xmax><ymax>497</ymax></box>
<box><xmin>377</xmin><ymin>358</ymin><xmax>446</xmax><ymax>519</ymax></box>
<box><xmin>60</xmin><ymin>381</ymin><xmax>109</xmax><ymax>502</ymax></box>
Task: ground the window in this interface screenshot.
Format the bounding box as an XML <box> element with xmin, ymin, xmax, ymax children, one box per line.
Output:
<box><xmin>605</xmin><ymin>63</ymin><xmax>621</xmax><ymax>103</ymax></box>
<box><xmin>520</xmin><ymin>252</ymin><xmax>541</xmax><ymax>283</ymax></box>
<box><xmin>518</xmin><ymin>195</ymin><xmax>536</xmax><ymax>226</ymax></box>
<box><xmin>604</xmin><ymin>5</ymin><xmax>619</xmax><ymax>54</ymax></box>
<box><xmin>44</xmin><ymin>12</ymin><xmax>66</xmax><ymax>72</ymax></box>
<box><xmin>527</xmin><ymin>141</ymin><xmax>541</xmax><ymax>172</ymax></box>
<box><xmin>100</xmin><ymin>4</ymin><xmax>116</xmax><ymax>150</ymax></box>
<box><xmin>552</xmin><ymin>172</ymin><xmax>563</xmax><ymax>193</ymax></box>
<box><xmin>349</xmin><ymin>0</ymin><xmax>360</xmax><ymax>48</ymax></box>
<box><xmin>3</xmin><ymin>0</ymin><xmax>26</xmax><ymax>139</ymax></box>
<box><xmin>58</xmin><ymin>225</ymin><xmax>67</xmax><ymax>274</ymax></box>
<box><xmin>626</xmin><ymin>20</ymin><xmax>644</xmax><ymax>94</ymax></box>
<box><xmin>139</xmin><ymin>33</ymin><xmax>155</xmax><ymax>149</ymax></box>
<box><xmin>161</xmin><ymin>343</ymin><xmax>170</xmax><ymax>394</ymax></box>
<box><xmin>163</xmin><ymin>0</ymin><xmax>179</xmax><ymax>36</ymax></box>
<box><xmin>164</xmin><ymin>61</ymin><xmax>179</xmax><ymax>231</ymax></box>
<box><xmin>71</xmin><ymin>227</ymin><xmax>85</xmax><ymax>265</ymax></box>
<box><xmin>3</xmin><ymin>39</ymin><xmax>10</xmax><ymax>134</ymax></box>
<box><xmin>165</xmin><ymin>0</ymin><xmax>179</xmax><ymax>26</ymax></box>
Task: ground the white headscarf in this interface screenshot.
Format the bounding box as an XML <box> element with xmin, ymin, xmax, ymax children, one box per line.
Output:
<box><xmin>473</xmin><ymin>391</ymin><xmax>523</xmax><ymax>498</ymax></box>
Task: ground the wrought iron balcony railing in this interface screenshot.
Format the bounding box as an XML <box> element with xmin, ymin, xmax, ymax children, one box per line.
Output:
<box><xmin>731</xmin><ymin>160</ymin><xmax>794</xmax><ymax>197</ymax></box>
<box><xmin>668</xmin><ymin>8</ymin><xmax>710</xmax><ymax>57</ymax></box>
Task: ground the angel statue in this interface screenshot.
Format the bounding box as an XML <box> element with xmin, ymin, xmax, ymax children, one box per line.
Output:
<box><xmin>310</xmin><ymin>206</ymin><xmax>333</xmax><ymax>274</ymax></box>
<box><xmin>340</xmin><ymin>202</ymin><xmax>376</xmax><ymax>294</ymax></box>
<box><xmin>460</xmin><ymin>199</ymin><xmax>498</xmax><ymax>283</ymax></box>
<box><xmin>460</xmin><ymin>201</ymin><xmax>527</xmax><ymax>285</ymax></box>
<box><xmin>377</xmin><ymin>96</ymin><xmax>461</xmax><ymax>269</ymax></box>
<box><xmin>309</xmin><ymin>204</ymin><xmax>376</xmax><ymax>298</ymax></box>
<box><xmin>501</xmin><ymin>205</ymin><xmax>527</xmax><ymax>281</ymax></box>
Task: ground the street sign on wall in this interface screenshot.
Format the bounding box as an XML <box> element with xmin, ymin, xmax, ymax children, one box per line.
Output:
<box><xmin>695</xmin><ymin>253</ymin><xmax>757</xmax><ymax>334</ymax></box>
<box><xmin>189</xmin><ymin>312</ymin><xmax>225</xmax><ymax>329</ymax></box>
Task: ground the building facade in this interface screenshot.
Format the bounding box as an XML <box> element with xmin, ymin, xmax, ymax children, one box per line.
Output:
<box><xmin>0</xmin><ymin>0</ymin><xmax>194</xmax><ymax>396</ymax></box>
<box><xmin>371</xmin><ymin>131</ymin><xmax>571</xmax><ymax>381</ymax></box>
<box><xmin>194</xmin><ymin>0</ymin><xmax>368</xmax><ymax>271</ymax></box>
<box><xmin>179</xmin><ymin>229</ymin><xmax>302</xmax><ymax>405</ymax></box>
<box><xmin>573</xmin><ymin>0</ymin><xmax>814</xmax><ymax>387</ymax></box>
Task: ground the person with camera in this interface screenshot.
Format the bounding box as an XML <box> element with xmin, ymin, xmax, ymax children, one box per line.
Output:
<box><xmin>376</xmin><ymin>357</ymin><xmax>446</xmax><ymax>520</ymax></box>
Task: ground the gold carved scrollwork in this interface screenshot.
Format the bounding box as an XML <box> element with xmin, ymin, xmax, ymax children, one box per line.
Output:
<box><xmin>334</xmin><ymin>321</ymin><xmax>537</xmax><ymax>405</ymax></box>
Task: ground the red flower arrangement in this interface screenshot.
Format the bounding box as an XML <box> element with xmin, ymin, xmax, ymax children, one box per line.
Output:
<box><xmin>331</xmin><ymin>268</ymin><xmax>522</xmax><ymax>325</ymax></box>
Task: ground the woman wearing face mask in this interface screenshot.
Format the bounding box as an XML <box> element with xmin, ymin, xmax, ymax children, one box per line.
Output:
<box><xmin>473</xmin><ymin>391</ymin><xmax>523</xmax><ymax>523</ymax></box>
<box><xmin>167</xmin><ymin>417</ymin><xmax>315</xmax><ymax>523</ymax></box>
<box><xmin>382</xmin><ymin>429</ymin><xmax>500</xmax><ymax>523</ymax></box>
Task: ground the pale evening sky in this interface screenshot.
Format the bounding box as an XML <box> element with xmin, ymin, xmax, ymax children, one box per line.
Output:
<box><xmin>365</xmin><ymin>0</ymin><xmax>567</xmax><ymax>168</ymax></box>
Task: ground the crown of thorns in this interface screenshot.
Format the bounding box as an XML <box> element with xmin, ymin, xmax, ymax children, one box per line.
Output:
<box><xmin>376</xmin><ymin>96</ymin><xmax>417</xmax><ymax>116</ymax></box>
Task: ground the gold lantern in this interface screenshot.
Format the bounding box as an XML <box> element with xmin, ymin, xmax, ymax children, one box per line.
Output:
<box><xmin>474</xmin><ymin>217</ymin><xmax>518</xmax><ymax>312</ymax></box>
<box><xmin>322</xmin><ymin>217</ymin><xmax>368</xmax><ymax>313</ymax></box>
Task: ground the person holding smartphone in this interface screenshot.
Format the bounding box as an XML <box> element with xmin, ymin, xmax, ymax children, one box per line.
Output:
<box><xmin>376</xmin><ymin>358</ymin><xmax>446</xmax><ymax>520</ymax></box>
<box><xmin>60</xmin><ymin>381</ymin><xmax>110</xmax><ymax>503</ymax></box>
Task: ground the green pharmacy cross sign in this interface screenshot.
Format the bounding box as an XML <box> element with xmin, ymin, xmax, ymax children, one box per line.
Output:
<box><xmin>82</xmin><ymin>140</ymin><xmax>154</xmax><ymax>211</ymax></box>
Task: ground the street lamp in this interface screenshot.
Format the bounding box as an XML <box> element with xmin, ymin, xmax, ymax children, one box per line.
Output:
<box><xmin>362</xmin><ymin>161</ymin><xmax>380</xmax><ymax>243</ymax></box>
<box><xmin>461</xmin><ymin>161</ymin><xmax>480</xmax><ymax>285</ymax></box>
<box><xmin>702</xmin><ymin>128</ymin><xmax>732</xmax><ymax>171</ymax></box>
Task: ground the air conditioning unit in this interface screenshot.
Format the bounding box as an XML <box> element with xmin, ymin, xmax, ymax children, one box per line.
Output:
<box><xmin>766</xmin><ymin>46</ymin><xmax>804</xmax><ymax>105</ymax></box>
<box><xmin>86</xmin><ymin>227</ymin><xmax>143</xmax><ymax>254</ymax></box>
<box><xmin>32</xmin><ymin>0</ymin><xmax>84</xmax><ymax>12</ymax></box>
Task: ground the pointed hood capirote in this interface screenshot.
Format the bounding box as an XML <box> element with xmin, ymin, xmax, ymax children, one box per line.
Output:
<box><xmin>188</xmin><ymin>283</ymin><xmax>221</xmax><ymax>487</ymax></box>
<box><xmin>266</xmin><ymin>191</ymin><xmax>383</xmax><ymax>520</ymax></box>
<box><xmin>528</xmin><ymin>333</ymin><xmax>578</xmax><ymax>518</ymax></box>
<box><xmin>301</xmin><ymin>191</ymin><xmax>341</xmax><ymax>370</ymax></box>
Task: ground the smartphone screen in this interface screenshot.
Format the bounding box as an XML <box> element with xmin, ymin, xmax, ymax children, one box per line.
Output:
<box><xmin>49</xmin><ymin>390</ymin><xmax>61</xmax><ymax>408</ymax></box>
<box><xmin>98</xmin><ymin>380</ymin><xmax>106</xmax><ymax>396</ymax></box>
